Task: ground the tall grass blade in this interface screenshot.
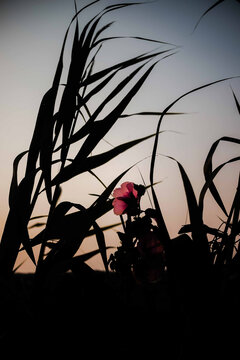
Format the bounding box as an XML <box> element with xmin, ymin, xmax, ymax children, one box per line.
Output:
<box><xmin>37</xmin><ymin>184</ymin><xmax>62</xmax><ymax>268</ymax></box>
<box><xmin>203</xmin><ymin>136</ymin><xmax>240</xmax><ymax>216</ymax></box>
<box><xmin>24</xmin><ymin>217</ymin><xmax>119</xmax><ymax>252</ymax></box>
<box><xmin>215</xmin><ymin>173</ymin><xmax>240</xmax><ymax>264</ymax></box>
<box><xmin>8</xmin><ymin>150</ymin><xmax>28</xmax><ymax>208</ymax></box>
<box><xmin>75</xmin><ymin>62</ymin><xmax>158</xmax><ymax>161</ymax></box>
<box><xmin>225</xmin><ymin>173</ymin><xmax>240</xmax><ymax>263</ymax></box>
<box><xmin>84</xmin><ymin>62</ymin><xmax>150</xmax><ymax>127</ymax></box>
<box><xmin>88</xmin><ymin>170</ymin><xmax>107</xmax><ymax>189</ymax></box>
<box><xmin>199</xmin><ymin>155</ymin><xmax>240</xmax><ymax>216</ymax></box>
<box><xmin>28</xmin><ymin>222</ymin><xmax>45</xmax><ymax>230</ymax></box>
<box><xmin>166</xmin><ymin>156</ymin><xmax>211</xmax><ymax>268</ymax></box>
<box><xmin>91</xmin><ymin>21</ymin><xmax>115</xmax><ymax>45</ymax></box>
<box><xmin>0</xmin><ymin>172</ymin><xmax>41</xmax><ymax>274</ymax></box>
<box><xmin>71</xmin><ymin>247</ymin><xmax>113</xmax><ymax>264</ymax></box>
<box><xmin>71</xmin><ymin>2</ymin><xmax>79</xmax><ymax>62</ymax></box>
<box><xmin>37</xmin><ymin>166</ymin><xmax>133</xmax><ymax>274</ymax></box>
<box><xmin>166</xmin><ymin>157</ymin><xmax>206</xmax><ymax>242</ymax></box>
<box><xmin>150</xmin><ymin>77</ymin><xmax>237</xmax><ymax>231</ymax></box>
<box><xmin>52</xmin><ymin>131</ymin><xmax>162</xmax><ymax>185</ymax></box>
<box><xmin>119</xmin><ymin>111</ymin><xmax>185</xmax><ymax>118</ymax></box>
<box><xmin>80</xmin><ymin>49</ymin><xmax>171</xmax><ymax>87</ymax></box>
<box><xmin>0</xmin><ymin>0</ymin><xmax>175</xmax><ymax>275</ymax></box>
<box><xmin>231</xmin><ymin>88</ymin><xmax>240</xmax><ymax>115</ymax></box>
<box><xmin>93</xmin><ymin>35</ymin><xmax>178</xmax><ymax>48</ymax></box>
<box><xmin>193</xmin><ymin>0</ymin><xmax>225</xmax><ymax>32</ymax></box>
<box><xmin>92</xmin><ymin>221</ymin><xmax>108</xmax><ymax>272</ymax></box>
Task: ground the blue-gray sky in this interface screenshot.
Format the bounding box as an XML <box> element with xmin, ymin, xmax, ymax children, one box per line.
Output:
<box><xmin>0</xmin><ymin>0</ymin><xmax>240</xmax><ymax>271</ymax></box>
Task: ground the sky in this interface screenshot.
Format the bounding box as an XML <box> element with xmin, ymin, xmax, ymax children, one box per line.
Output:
<box><xmin>0</xmin><ymin>0</ymin><xmax>240</xmax><ymax>272</ymax></box>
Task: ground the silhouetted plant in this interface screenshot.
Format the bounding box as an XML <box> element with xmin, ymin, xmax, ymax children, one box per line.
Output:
<box><xmin>1</xmin><ymin>0</ymin><xmax>239</xmax><ymax>287</ymax></box>
<box><xmin>0</xmin><ymin>1</ymin><xmax>177</xmax><ymax>279</ymax></box>
<box><xmin>0</xmin><ymin>2</ymin><xmax>239</xmax><ymax>358</ymax></box>
<box><xmin>109</xmin><ymin>88</ymin><xmax>240</xmax><ymax>287</ymax></box>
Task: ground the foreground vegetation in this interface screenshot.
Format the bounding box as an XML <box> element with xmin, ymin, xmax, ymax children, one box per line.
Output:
<box><xmin>0</xmin><ymin>1</ymin><xmax>239</xmax><ymax>357</ymax></box>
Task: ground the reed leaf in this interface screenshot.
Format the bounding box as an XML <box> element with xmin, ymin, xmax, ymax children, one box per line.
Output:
<box><xmin>87</xmin><ymin>222</ymin><xmax>121</xmax><ymax>236</ymax></box>
<box><xmin>199</xmin><ymin>155</ymin><xmax>240</xmax><ymax>216</ymax></box>
<box><xmin>92</xmin><ymin>221</ymin><xmax>108</xmax><ymax>271</ymax></box>
<box><xmin>24</xmin><ymin>215</ymin><xmax>119</xmax><ymax>252</ymax></box>
<box><xmin>224</xmin><ymin>173</ymin><xmax>240</xmax><ymax>263</ymax></box>
<box><xmin>44</xmin><ymin>247</ymin><xmax>113</xmax><ymax>276</ymax></box>
<box><xmin>149</xmin><ymin>76</ymin><xmax>237</xmax><ymax>246</ymax></box>
<box><xmin>8</xmin><ymin>150</ymin><xmax>28</xmax><ymax>208</ymax></box>
<box><xmin>53</xmin><ymin>91</ymin><xmax>182</xmax><ymax>153</ymax></box>
<box><xmin>0</xmin><ymin>1</ymin><xmax>176</xmax><ymax>275</ymax></box>
<box><xmin>167</xmin><ymin>156</ymin><xmax>211</xmax><ymax>267</ymax></box>
<box><xmin>26</xmin><ymin>5</ymin><xmax>73</xmax><ymax>202</ymax></box>
<box><xmin>85</xmin><ymin>61</ymin><xmax>150</xmax><ymax>124</ymax></box>
<box><xmin>52</xmin><ymin>131</ymin><xmax>162</xmax><ymax>186</ymax></box>
<box><xmin>24</xmin><ymin>202</ymin><xmax>84</xmax><ymax>250</ymax></box>
<box><xmin>203</xmin><ymin>136</ymin><xmax>240</xmax><ymax>216</ymax></box>
<box><xmin>150</xmin><ymin>77</ymin><xmax>236</xmax><ymax>190</ymax></box>
<box><xmin>91</xmin><ymin>21</ymin><xmax>115</xmax><ymax>45</ymax></box>
<box><xmin>76</xmin><ymin>62</ymin><xmax>158</xmax><ymax>162</ymax></box>
<box><xmin>30</xmin><ymin>215</ymin><xmax>48</xmax><ymax>221</ymax></box>
<box><xmin>119</xmin><ymin>111</ymin><xmax>185</xmax><ymax>118</ymax></box>
<box><xmin>28</xmin><ymin>222</ymin><xmax>46</xmax><ymax>230</ymax></box>
<box><xmin>71</xmin><ymin>1</ymin><xmax>79</xmax><ymax>61</ymax></box>
<box><xmin>36</xmin><ymin>166</ymin><xmax>133</xmax><ymax>274</ymax></box>
<box><xmin>179</xmin><ymin>224</ymin><xmax>223</xmax><ymax>237</ymax></box>
<box><xmin>58</xmin><ymin>2</ymin><xmax>166</xmax><ymax>165</ymax></box>
<box><xmin>71</xmin><ymin>247</ymin><xmax>113</xmax><ymax>264</ymax></box>
<box><xmin>0</xmin><ymin>170</ymin><xmax>43</xmax><ymax>273</ymax></box>
<box><xmin>166</xmin><ymin>156</ymin><xmax>206</xmax><ymax>243</ymax></box>
<box><xmin>54</xmin><ymin>2</ymin><xmax>106</xmax><ymax>163</ymax></box>
<box><xmin>54</xmin><ymin>56</ymin><xmax>161</xmax><ymax>161</ymax></box>
<box><xmin>88</xmin><ymin>170</ymin><xmax>107</xmax><ymax>189</ymax></box>
<box><xmin>80</xmin><ymin>49</ymin><xmax>171</xmax><ymax>87</ymax></box>
<box><xmin>193</xmin><ymin>0</ymin><xmax>225</xmax><ymax>32</ymax></box>
<box><xmin>92</xmin><ymin>34</ymin><xmax>178</xmax><ymax>48</ymax></box>
<box><xmin>232</xmin><ymin>88</ymin><xmax>240</xmax><ymax>115</ymax></box>
<box><xmin>214</xmin><ymin>174</ymin><xmax>240</xmax><ymax>265</ymax></box>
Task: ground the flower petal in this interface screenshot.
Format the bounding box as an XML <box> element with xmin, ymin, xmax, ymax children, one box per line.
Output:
<box><xmin>113</xmin><ymin>182</ymin><xmax>131</xmax><ymax>198</ymax></box>
<box><xmin>113</xmin><ymin>187</ymin><xmax>124</xmax><ymax>198</ymax></box>
<box><xmin>126</xmin><ymin>182</ymin><xmax>137</xmax><ymax>198</ymax></box>
<box><xmin>121</xmin><ymin>182</ymin><xmax>133</xmax><ymax>196</ymax></box>
<box><xmin>112</xmin><ymin>198</ymin><xmax>128</xmax><ymax>215</ymax></box>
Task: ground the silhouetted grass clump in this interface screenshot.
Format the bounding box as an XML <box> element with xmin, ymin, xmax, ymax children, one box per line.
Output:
<box><xmin>0</xmin><ymin>1</ymin><xmax>240</xmax><ymax>358</ymax></box>
<box><xmin>0</xmin><ymin>1</ymin><xmax>176</xmax><ymax>279</ymax></box>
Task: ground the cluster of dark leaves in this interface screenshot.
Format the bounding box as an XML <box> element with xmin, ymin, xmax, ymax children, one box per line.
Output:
<box><xmin>0</xmin><ymin>0</ymin><xmax>177</xmax><ymax>279</ymax></box>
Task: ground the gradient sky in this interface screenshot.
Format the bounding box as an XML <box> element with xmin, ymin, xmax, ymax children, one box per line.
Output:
<box><xmin>0</xmin><ymin>0</ymin><xmax>240</xmax><ymax>272</ymax></box>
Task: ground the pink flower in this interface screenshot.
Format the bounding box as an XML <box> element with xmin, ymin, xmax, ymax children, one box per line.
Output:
<box><xmin>112</xmin><ymin>182</ymin><xmax>139</xmax><ymax>215</ymax></box>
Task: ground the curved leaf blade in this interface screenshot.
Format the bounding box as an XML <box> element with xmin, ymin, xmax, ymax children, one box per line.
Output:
<box><xmin>203</xmin><ymin>136</ymin><xmax>240</xmax><ymax>216</ymax></box>
<box><xmin>52</xmin><ymin>131</ymin><xmax>159</xmax><ymax>186</ymax></box>
<box><xmin>92</xmin><ymin>221</ymin><xmax>108</xmax><ymax>272</ymax></box>
<box><xmin>199</xmin><ymin>155</ymin><xmax>240</xmax><ymax>216</ymax></box>
<box><xmin>193</xmin><ymin>0</ymin><xmax>225</xmax><ymax>32</ymax></box>
<box><xmin>9</xmin><ymin>150</ymin><xmax>28</xmax><ymax>208</ymax></box>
